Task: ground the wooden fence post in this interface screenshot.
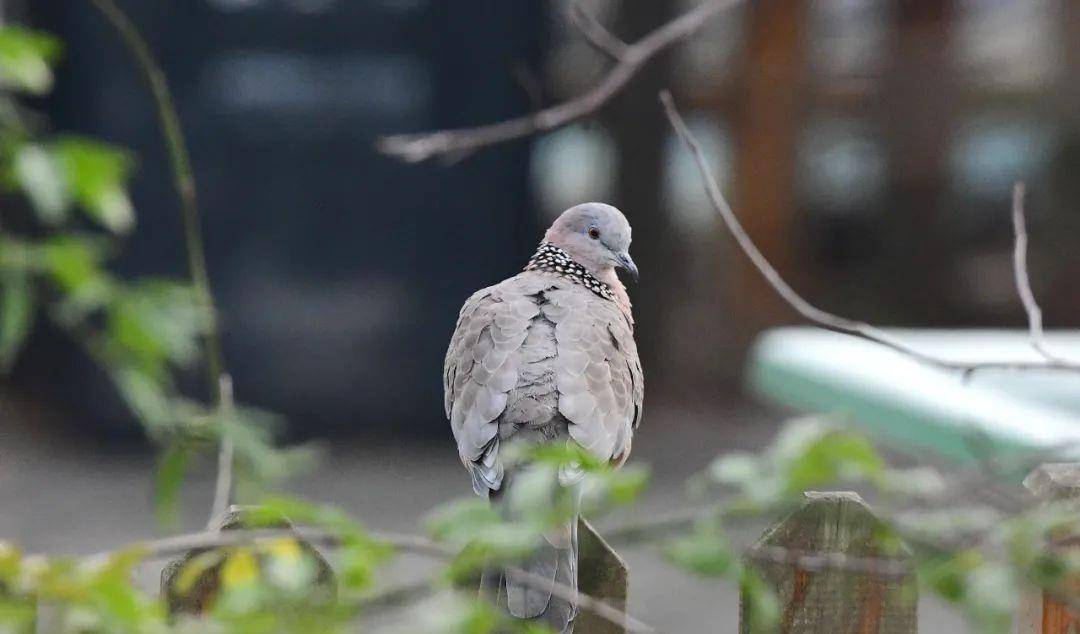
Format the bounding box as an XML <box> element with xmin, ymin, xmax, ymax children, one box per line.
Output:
<box><xmin>1018</xmin><ymin>463</ymin><xmax>1080</xmax><ymax>633</ymax></box>
<box><xmin>160</xmin><ymin>504</ymin><xmax>336</xmax><ymax>617</ymax></box>
<box><xmin>576</xmin><ymin>517</ymin><xmax>629</xmax><ymax>634</ymax></box>
<box><xmin>741</xmin><ymin>491</ymin><xmax>916</xmax><ymax>633</ymax></box>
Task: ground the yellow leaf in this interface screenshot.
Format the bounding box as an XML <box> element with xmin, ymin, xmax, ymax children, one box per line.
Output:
<box><xmin>221</xmin><ymin>549</ymin><xmax>259</xmax><ymax>588</ymax></box>
<box><xmin>265</xmin><ymin>537</ymin><xmax>302</xmax><ymax>561</ymax></box>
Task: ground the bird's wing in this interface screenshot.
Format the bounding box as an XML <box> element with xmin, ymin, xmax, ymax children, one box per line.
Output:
<box><xmin>444</xmin><ymin>280</ymin><xmax>539</xmax><ymax>474</ymax></box>
<box><xmin>543</xmin><ymin>286</ymin><xmax>643</xmax><ymax>462</ymax></box>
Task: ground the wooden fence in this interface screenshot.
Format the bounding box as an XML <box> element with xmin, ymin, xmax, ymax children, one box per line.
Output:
<box><xmin>160</xmin><ymin>462</ymin><xmax>1080</xmax><ymax>633</ymax></box>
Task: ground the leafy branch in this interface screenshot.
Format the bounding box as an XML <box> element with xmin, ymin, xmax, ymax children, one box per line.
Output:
<box><xmin>86</xmin><ymin>0</ymin><xmax>225</xmax><ymax>404</ymax></box>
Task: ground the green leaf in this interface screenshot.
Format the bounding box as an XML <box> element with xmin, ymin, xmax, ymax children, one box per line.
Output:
<box><xmin>524</xmin><ymin>441</ymin><xmax>604</xmax><ymax>472</ymax></box>
<box><xmin>598</xmin><ymin>464</ymin><xmax>649</xmax><ymax>505</ymax></box>
<box><xmin>427</xmin><ymin>499</ymin><xmax>503</xmax><ymax>546</ymax></box>
<box><xmin>52</xmin><ymin>137</ymin><xmax>135</xmax><ymax>233</ymax></box>
<box><xmin>42</xmin><ymin>235</ymin><xmax>108</xmax><ymax>294</ymax></box>
<box><xmin>107</xmin><ymin>281</ymin><xmax>209</xmax><ymax>374</ymax></box>
<box><xmin>963</xmin><ymin>562</ymin><xmax>1017</xmax><ymax>634</ymax></box>
<box><xmin>709</xmin><ymin>452</ymin><xmax>761</xmax><ymax>487</ymax></box>
<box><xmin>110</xmin><ymin>365</ymin><xmax>176</xmax><ymax>431</ymax></box>
<box><xmin>0</xmin><ymin>274</ymin><xmax>33</xmax><ymax>372</ymax></box>
<box><xmin>0</xmin><ymin>237</ymin><xmax>42</xmax><ymax>273</ymax></box>
<box><xmin>250</xmin><ymin>497</ymin><xmax>391</xmax><ymax>595</ymax></box>
<box><xmin>918</xmin><ymin>550</ymin><xmax>982</xmax><ymax>604</ymax></box>
<box><xmin>154</xmin><ymin>444</ymin><xmax>188</xmax><ymax>528</ymax></box>
<box><xmin>780</xmin><ymin>426</ymin><xmax>883</xmax><ymax>495</ymax></box>
<box><xmin>505</xmin><ymin>464</ymin><xmax>562</xmax><ymax>525</ymax></box>
<box><xmin>338</xmin><ymin>541</ymin><xmax>382</xmax><ymax>591</ymax></box>
<box><xmin>427</xmin><ymin>499</ymin><xmax>539</xmax><ymax>567</ymax></box>
<box><xmin>707</xmin><ymin>418</ymin><xmax>884</xmax><ymax>510</ymax></box>
<box><xmin>419</xmin><ymin>593</ymin><xmax>499</xmax><ymax>634</ymax></box>
<box><xmin>13</xmin><ymin>143</ymin><xmax>70</xmax><ymax>223</ymax></box>
<box><xmin>664</xmin><ymin>522</ymin><xmax>734</xmax><ymax>577</ymax></box>
<box><xmin>581</xmin><ymin>464</ymin><xmax>650</xmax><ymax>514</ymax></box>
<box><xmin>0</xmin><ymin>542</ymin><xmax>21</xmax><ymax>583</ymax></box>
<box><xmin>220</xmin><ymin>411</ymin><xmax>316</xmax><ymax>491</ymax></box>
<box><xmin>0</xmin><ymin>27</ymin><xmax>62</xmax><ymax>94</ymax></box>
<box><xmin>263</xmin><ymin>538</ymin><xmax>316</xmax><ymax>593</ymax></box>
<box><xmin>739</xmin><ymin>569</ymin><xmax>780</xmax><ymax>632</ymax></box>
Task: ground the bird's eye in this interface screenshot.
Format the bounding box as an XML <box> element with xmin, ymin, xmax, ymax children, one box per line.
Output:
<box><xmin>587</xmin><ymin>226</ymin><xmax>601</xmax><ymax>240</ymax></box>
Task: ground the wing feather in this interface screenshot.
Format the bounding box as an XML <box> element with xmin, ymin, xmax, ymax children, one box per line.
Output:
<box><xmin>445</xmin><ymin>273</ymin><xmax>644</xmax><ymax>488</ymax></box>
<box><xmin>444</xmin><ymin>281</ymin><xmax>539</xmax><ymax>484</ymax></box>
<box><xmin>545</xmin><ymin>286</ymin><xmax>644</xmax><ymax>462</ymax></box>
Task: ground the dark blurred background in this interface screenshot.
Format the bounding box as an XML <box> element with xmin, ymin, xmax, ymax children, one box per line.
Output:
<box><xmin>7</xmin><ymin>0</ymin><xmax>1080</xmax><ymax>438</ymax></box>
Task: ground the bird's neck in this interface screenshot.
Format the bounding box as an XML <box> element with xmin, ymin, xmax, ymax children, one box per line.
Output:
<box><xmin>597</xmin><ymin>267</ymin><xmax>634</xmax><ymax>322</ymax></box>
<box><xmin>525</xmin><ymin>242</ymin><xmax>633</xmax><ymax>321</ymax></box>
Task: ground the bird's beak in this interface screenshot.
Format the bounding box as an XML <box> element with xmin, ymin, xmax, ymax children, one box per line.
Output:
<box><xmin>616</xmin><ymin>251</ymin><xmax>639</xmax><ymax>283</ymax></box>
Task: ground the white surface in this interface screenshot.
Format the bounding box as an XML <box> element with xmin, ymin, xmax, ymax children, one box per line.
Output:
<box><xmin>749</xmin><ymin>327</ymin><xmax>1080</xmax><ymax>455</ymax></box>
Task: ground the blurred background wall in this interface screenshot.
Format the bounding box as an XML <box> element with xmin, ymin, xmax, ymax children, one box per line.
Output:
<box><xmin>7</xmin><ymin>0</ymin><xmax>1080</xmax><ymax>439</ymax></box>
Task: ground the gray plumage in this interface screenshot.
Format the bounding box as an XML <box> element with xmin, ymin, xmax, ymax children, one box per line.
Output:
<box><xmin>444</xmin><ymin>203</ymin><xmax>643</xmax><ymax>633</ymax></box>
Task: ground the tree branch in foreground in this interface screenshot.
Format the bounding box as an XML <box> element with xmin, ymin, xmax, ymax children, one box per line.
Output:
<box><xmin>376</xmin><ymin>0</ymin><xmax>739</xmax><ymax>163</ymax></box>
<box><xmin>659</xmin><ymin>90</ymin><xmax>1080</xmax><ymax>378</ymax></box>
<box><xmin>80</xmin><ymin>527</ymin><xmax>654</xmax><ymax>634</ymax></box>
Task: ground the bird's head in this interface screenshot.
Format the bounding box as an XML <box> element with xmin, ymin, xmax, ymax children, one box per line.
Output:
<box><xmin>544</xmin><ymin>202</ymin><xmax>638</xmax><ymax>282</ymax></box>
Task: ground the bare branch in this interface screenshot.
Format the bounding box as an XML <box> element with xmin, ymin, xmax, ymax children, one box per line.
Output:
<box><xmin>208</xmin><ymin>374</ymin><xmax>236</xmax><ymax>528</ymax></box>
<box><xmin>1011</xmin><ymin>182</ymin><xmax>1067</xmax><ymax>364</ymax></box>
<box><xmin>659</xmin><ymin>90</ymin><xmax>1080</xmax><ymax>377</ymax></box>
<box><xmin>567</xmin><ymin>2</ymin><xmax>630</xmax><ymax>60</ymax></box>
<box><xmin>377</xmin><ymin>0</ymin><xmax>738</xmax><ymax>163</ymax></box>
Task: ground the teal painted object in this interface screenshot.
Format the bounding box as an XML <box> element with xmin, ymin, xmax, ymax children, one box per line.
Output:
<box><xmin>746</xmin><ymin>327</ymin><xmax>1080</xmax><ymax>467</ymax></box>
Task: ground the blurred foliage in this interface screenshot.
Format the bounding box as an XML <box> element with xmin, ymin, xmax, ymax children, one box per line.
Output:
<box><xmin>2</xmin><ymin>18</ymin><xmax>1080</xmax><ymax>634</ymax></box>
<box><xmin>0</xmin><ymin>24</ymin><xmax>302</xmax><ymax>531</ymax></box>
<box><xmin>0</xmin><ymin>27</ymin><xmax>62</xmax><ymax>95</ymax></box>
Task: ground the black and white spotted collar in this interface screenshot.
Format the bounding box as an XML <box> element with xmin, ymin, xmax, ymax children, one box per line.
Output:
<box><xmin>524</xmin><ymin>242</ymin><xmax>615</xmax><ymax>302</ymax></box>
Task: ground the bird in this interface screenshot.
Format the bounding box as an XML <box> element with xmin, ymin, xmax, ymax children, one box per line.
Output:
<box><xmin>443</xmin><ymin>202</ymin><xmax>643</xmax><ymax>633</ymax></box>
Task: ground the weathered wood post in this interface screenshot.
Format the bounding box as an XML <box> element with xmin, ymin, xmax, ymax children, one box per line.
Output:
<box><xmin>160</xmin><ymin>504</ymin><xmax>336</xmax><ymax>617</ymax></box>
<box><xmin>741</xmin><ymin>491</ymin><xmax>916</xmax><ymax>633</ymax></box>
<box><xmin>576</xmin><ymin>518</ymin><xmax>629</xmax><ymax>634</ymax></box>
<box><xmin>1018</xmin><ymin>463</ymin><xmax>1080</xmax><ymax>633</ymax></box>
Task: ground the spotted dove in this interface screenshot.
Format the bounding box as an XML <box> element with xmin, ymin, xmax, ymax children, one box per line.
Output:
<box><xmin>443</xmin><ymin>203</ymin><xmax>643</xmax><ymax>633</ymax></box>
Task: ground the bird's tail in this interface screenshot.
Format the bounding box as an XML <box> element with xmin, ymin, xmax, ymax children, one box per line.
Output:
<box><xmin>480</xmin><ymin>473</ymin><xmax>579</xmax><ymax>634</ymax></box>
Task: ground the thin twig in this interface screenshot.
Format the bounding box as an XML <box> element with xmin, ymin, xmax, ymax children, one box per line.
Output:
<box><xmin>1011</xmin><ymin>182</ymin><xmax>1065</xmax><ymax>363</ymax></box>
<box><xmin>747</xmin><ymin>545</ymin><xmax>910</xmax><ymax>579</ymax></box>
<box><xmin>87</xmin><ymin>0</ymin><xmax>225</xmax><ymax>402</ymax></box>
<box><xmin>89</xmin><ymin>0</ymin><xmax>242</xmax><ymax>532</ymax></box>
<box><xmin>567</xmin><ymin>1</ymin><xmax>630</xmax><ymax>60</ymax></box>
<box><xmin>357</xmin><ymin>579</ymin><xmax>436</xmax><ymax>617</ymax></box>
<box><xmin>659</xmin><ymin>90</ymin><xmax>1080</xmax><ymax>377</ymax></box>
<box><xmin>78</xmin><ymin>527</ymin><xmax>653</xmax><ymax>633</ymax></box>
<box><xmin>377</xmin><ymin>0</ymin><xmax>738</xmax><ymax>163</ymax></box>
<box><xmin>209</xmin><ymin>375</ymin><xmax>236</xmax><ymax>527</ymax></box>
